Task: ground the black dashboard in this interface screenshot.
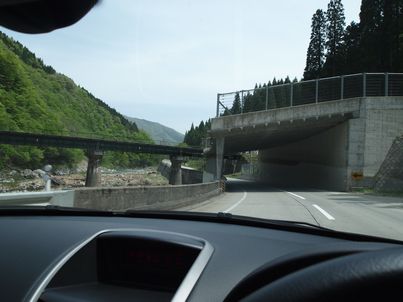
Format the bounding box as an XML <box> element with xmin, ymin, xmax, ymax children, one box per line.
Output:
<box><xmin>40</xmin><ymin>229</ymin><xmax>210</xmax><ymax>302</ymax></box>
<box><xmin>0</xmin><ymin>213</ymin><xmax>401</xmax><ymax>302</ymax></box>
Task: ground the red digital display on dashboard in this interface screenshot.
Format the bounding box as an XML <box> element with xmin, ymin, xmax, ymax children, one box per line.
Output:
<box><xmin>97</xmin><ymin>236</ymin><xmax>200</xmax><ymax>292</ymax></box>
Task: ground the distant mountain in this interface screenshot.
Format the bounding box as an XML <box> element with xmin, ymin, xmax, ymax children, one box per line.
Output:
<box><xmin>125</xmin><ymin>116</ymin><xmax>184</xmax><ymax>145</ymax></box>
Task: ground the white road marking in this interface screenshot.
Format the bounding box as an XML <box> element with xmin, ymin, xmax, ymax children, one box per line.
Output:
<box><xmin>285</xmin><ymin>191</ymin><xmax>306</xmax><ymax>200</ymax></box>
<box><xmin>312</xmin><ymin>204</ymin><xmax>335</xmax><ymax>220</ymax></box>
<box><xmin>224</xmin><ymin>191</ymin><xmax>247</xmax><ymax>213</ymax></box>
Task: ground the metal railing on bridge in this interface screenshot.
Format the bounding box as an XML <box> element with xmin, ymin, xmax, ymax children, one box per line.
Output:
<box><xmin>216</xmin><ymin>73</ymin><xmax>403</xmax><ymax>117</ymax></box>
<box><xmin>0</xmin><ymin>128</ymin><xmax>181</xmax><ymax>147</ymax></box>
<box><xmin>0</xmin><ymin>131</ymin><xmax>203</xmax><ymax>157</ymax></box>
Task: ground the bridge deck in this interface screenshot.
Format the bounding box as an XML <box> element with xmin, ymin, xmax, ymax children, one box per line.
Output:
<box><xmin>0</xmin><ymin>131</ymin><xmax>203</xmax><ymax>157</ymax></box>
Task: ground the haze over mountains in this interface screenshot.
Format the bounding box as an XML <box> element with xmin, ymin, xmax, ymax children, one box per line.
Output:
<box><xmin>124</xmin><ymin>116</ymin><xmax>184</xmax><ymax>145</ymax></box>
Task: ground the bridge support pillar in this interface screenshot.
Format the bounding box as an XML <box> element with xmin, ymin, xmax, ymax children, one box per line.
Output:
<box><xmin>216</xmin><ymin>137</ymin><xmax>225</xmax><ymax>180</ymax></box>
<box><xmin>85</xmin><ymin>150</ymin><xmax>103</xmax><ymax>187</ymax></box>
<box><xmin>169</xmin><ymin>155</ymin><xmax>185</xmax><ymax>185</ymax></box>
<box><xmin>202</xmin><ymin>138</ymin><xmax>225</xmax><ymax>182</ymax></box>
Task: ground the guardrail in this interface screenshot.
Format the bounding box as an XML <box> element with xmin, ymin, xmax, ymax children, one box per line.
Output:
<box><xmin>0</xmin><ymin>190</ymin><xmax>74</xmax><ymax>206</ymax></box>
<box><xmin>216</xmin><ymin>73</ymin><xmax>403</xmax><ymax>117</ymax></box>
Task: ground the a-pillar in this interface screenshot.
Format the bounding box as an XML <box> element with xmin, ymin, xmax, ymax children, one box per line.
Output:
<box><xmin>169</xmin><ymin>155</ymin><xmax>185</xmax><ymax>185</ymax></box>
<box><xmin>85</xmin><ymin>149</ymin><xmax>103</xmax><ymax>187</ymax></box>
<box><xmin>216</xmin><ymin>137</ymin><xmax>225</xmax><ymax>180</ymax></box>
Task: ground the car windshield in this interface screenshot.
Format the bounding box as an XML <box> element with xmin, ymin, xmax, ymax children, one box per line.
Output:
<box><xmin>0</xmin><ymin>0</ymin><xmax>403</xmax><ymax>242</ymax></box>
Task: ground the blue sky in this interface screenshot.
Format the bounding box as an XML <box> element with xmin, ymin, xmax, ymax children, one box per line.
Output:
<box><xmin>1</xmin><ymin>0</ymin><xmax>361</xmax><ymax>134</ymax></box>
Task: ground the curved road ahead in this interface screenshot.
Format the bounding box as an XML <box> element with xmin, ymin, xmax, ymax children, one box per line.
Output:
<box><xmin>185</xmin><ymin>179</ymin><xmax>403</xmax><ymax>242</ymax></box>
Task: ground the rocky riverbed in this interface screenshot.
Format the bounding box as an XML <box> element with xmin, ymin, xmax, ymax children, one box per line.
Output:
<box><xmin>0</xmin><ymin>166</ymin><xmax>168</xmax><ymax>193</ymax></box>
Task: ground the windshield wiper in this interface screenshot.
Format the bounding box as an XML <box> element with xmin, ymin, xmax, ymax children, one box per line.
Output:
<box><xmin>121</xmin><ymin>210</ymin><xmax>403</xmax><ymax>244</ymax></box>
<box><xmin>0</xmin><ymin>204</ymin><xmax>113</xmax><ymax>216</ymax></box>
<box><xmin>0</xmin><ymin>206</ymin><xmax>401</xmax><ymax>244</ymax></box>
<box><xmin>213</xmin><ymin>211</ymin><xmax>331</xmax><ymax>231</ymax></box>
<box><xmin>0</xmin><ymin>205</ymin><xmax>324</xmax><ymax>231</ymax></box>
<box><xmin>124</xmin><ymin>210</ymin><xmax>330</xmax><ymax>230</ymax></box>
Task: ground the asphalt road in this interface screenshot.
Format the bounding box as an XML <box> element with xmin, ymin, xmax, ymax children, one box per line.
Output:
<box><xmin>185</xmin><ymin>179</ymin><xmax>403</xmax><ymax>242</ymax></box>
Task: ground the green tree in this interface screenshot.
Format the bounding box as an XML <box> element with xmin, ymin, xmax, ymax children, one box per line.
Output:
<box><xmin>354</xmin><ymin>0</ymin><xmax>403</xmax><ymax>72</ymax></box>
<box><xmin>183</xmin><ymin>120</ymin><xmax>211</xmax><ymax>147</ymax></box>
<box><xmin>359</xmin><ymin>0</ymin><xmax>385</xmax><ymax>71</ymax></box>
<box><xmin>304</xmin><ymin>9</ymin><xmax>326</xmax><ymax>80</ymax></box>
<box><xmin>242</xmin><ymin>92</ymin><xmax>254</xmax><ymax>113</ymax></box>
<box><xmin>342</xmin><ymin>21</ymin><xmax>362</xmax><ymax>74</ymax></box>
<box><xmin>231</xmin><ymin>92</ymin><xmax>242</xmax><ymax>114</ymax></box>
<box><xmin>323</xmin><ymin>0</ymin><xmax>346</xmax><ymax>76</ymax></box>
<box><xmin>184</xmin><ymin>123</ymin><xmax>195</xmax><ymax>146</ymax></box>
<box><xmin>377</xmin><ymin>0</ymin><xmax>402</xmax><ymax>71</ymax></box>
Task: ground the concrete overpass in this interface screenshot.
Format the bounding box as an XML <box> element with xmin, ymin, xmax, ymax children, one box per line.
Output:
<box><xmin>0</xmin><ymin>131</ymin><xmax>203</xmax><ymax>186</ymax></box>
<box><xmin>208</xmin><ymin>73</ymin><xmax>403</xmax><ymax>191</ymax></box>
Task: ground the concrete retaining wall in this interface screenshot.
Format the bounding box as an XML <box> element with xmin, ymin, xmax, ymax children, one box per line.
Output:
<box><xmin>362</xmin><ymin>98</ymin><xmax>403</xmax><ymax>177</ymax></box>
<box><xmin>158</xmin><ymin>160</ymin><xmax>171</xmax><ymax>179</ymax></box>
<box><xmin>182</xmin><ymin>167</ymin><xmax>203</xmax><ymax>184</ymax></box>
<box><xmin>373</xmin><ymin>136</ymin><xmax>403</xmax><ymax>192</ymax></box>
<box><xmin>71</xmin><ymin>181</ymin><xmax>221</xmax><ymax>211</ymax></box>
<box><xmin>158</xmin><ymin>159</ymin><xmax>203</xmax><ymax>184</ymax></box>
<box><xmin>346</xmin><ymin>98</ymin><xmax>403</xmax><ymax>189</ymax></box>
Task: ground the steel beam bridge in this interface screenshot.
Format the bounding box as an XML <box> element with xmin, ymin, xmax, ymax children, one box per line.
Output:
<box><xmin>0</xmin><ymin>131</ymin><xmax>203</xmax><ymax>157</ymax></box>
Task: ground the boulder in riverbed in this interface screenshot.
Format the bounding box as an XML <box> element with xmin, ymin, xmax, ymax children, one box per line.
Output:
<box><xmin>21</xmin><ymin>169</ymin><xmax>37</xmax><ymax>179</ymax></box>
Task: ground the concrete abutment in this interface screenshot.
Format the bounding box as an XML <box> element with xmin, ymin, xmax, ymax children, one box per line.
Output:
<box><xmin>209</xmin><ymin>97</ymin><xmax>403</xmax><ymax>191</ymax></box>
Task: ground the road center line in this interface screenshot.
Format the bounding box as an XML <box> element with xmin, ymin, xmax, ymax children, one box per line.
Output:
<box><xmin>224</xmin><ymin>191</ymin><xmax>247</xmax><ymax>213</ymax></box>
<box><xmin>312</xmin><ymin>204</ymin><xmax>335</xmax><ymax>220</ymax></box>
<box><xmin>285</xmin><ymin>191</ymin><xmax>306</xmax><ymax>200</ymax></box>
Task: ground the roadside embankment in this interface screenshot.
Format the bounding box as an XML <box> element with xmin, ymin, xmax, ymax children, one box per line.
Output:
<box><xmin>0</xmin><ymin>181</ymin><xmax>222</xmax><ymax>211</ymax></box>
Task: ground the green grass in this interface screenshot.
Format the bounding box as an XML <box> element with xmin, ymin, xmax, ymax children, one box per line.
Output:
<box><xmin>184</xmin><ymin>159</ymin><xmax>204</xmax><ymax>171</ymax></box>
<box><xmin>224</xmin><ymin>172</ymin><xmax>242</xmax><ymax>179</ymax></box>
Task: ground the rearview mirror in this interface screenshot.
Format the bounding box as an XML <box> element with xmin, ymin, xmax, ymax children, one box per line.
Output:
<box><xmin>0</xmin><ymin>0</ymin><xmax>98</xmax><ymax>34</ymax></box>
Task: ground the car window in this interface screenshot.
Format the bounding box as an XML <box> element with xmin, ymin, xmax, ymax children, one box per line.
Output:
<box><xmin>1</xmin><ymin>0</ymin><xmax>403</xmax><ymax>242</ymax></box>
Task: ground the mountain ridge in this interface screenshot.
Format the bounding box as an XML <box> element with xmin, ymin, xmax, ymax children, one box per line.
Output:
<box><xmin>124</xmin><ymin>116</ymin><xmax>184</xmax><ymax>145</ymax></box>
<box><xmin>0</xmin><ymin>30</ymin><xmax>156</xmax><ymax>169</ymax></box>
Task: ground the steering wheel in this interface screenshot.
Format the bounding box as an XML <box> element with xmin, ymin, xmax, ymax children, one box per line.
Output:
<box><xmin>229</xmin><ymin>247</ymin><xmax>403</xmax><ymax>302</ymax></box>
